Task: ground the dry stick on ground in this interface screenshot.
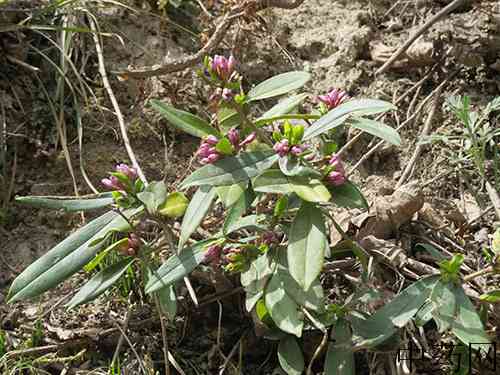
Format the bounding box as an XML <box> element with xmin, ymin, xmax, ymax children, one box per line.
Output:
<box><xmin>88</xmin><ymin>15</ymin><xmax>148</xmax><ymax>185</ymax></box>
<box><xmin>485</xmin><ymin>181</ymin><xmax>500</xmax><ymax>221</ymax></box>
<box><xmin>375</xmin><ymin>0</ymin><xmax>466</xmax><ymax>75</ymax></box>
<box><xmin>395</xmin><ymin>88</ymin><xmax>443</xmax><ymax>188</ymax></box>
<box><xmin>112</xmin><ymin>0</ymin><xmax>305</xmax><ymax>79</ymax></box>
<box><xmin>154</xmin><ymin>295</ymin><xmax>171</xmax><ymax>375</ymax></box>
<box><xmin>110</xmin><ymin>302</ymin><xmax>133</xmax><ymax>371</ymax></box>
<box><xmin>348</xmin><ymin>71</ymin><xmax>458</xmax><ymax>174</ymax></box>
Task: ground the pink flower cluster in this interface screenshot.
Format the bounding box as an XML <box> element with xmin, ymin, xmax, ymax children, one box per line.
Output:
<box><xmin>203</xmin><ymin>244</ymin><xmax>223</xmax><ymax>266</ymax></box>
<box><xmin>102</xmin><ymin>164</ymin><xmax>138</xmax><ymax>190</ymax></box>
<box><xmin>119</xmin><ymin>233</ymin><xmax>141</xmax><ymax>256</ymax></box>
<box><xmin>273</xmin><ymin>139</ymin><xmax>308</xmax><ymax>157</ymax></box>
<box><xmin>326</xmin><ymin>154</ymin><xmax>346</xmax><ymax>186</ymax></box>
<box><xmin>197</xmin><ymin>130</ymin><xmax>256</xmax><ymax>165</ymax></box>
<box><xmin>210</xmin><ymin>55</ymin><xmax>236</xmax><ymax>81</ymax></box>
<box><xmin>318</xmin><ymin>89</ymin><xmax>349</xmax><ymax>110</ymax></box>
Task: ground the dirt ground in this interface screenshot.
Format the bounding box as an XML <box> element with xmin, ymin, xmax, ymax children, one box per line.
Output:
<box><xmin>1</xmin><ymin>0</ymin><xmax>500</xmax><ymax>373</ymax></box>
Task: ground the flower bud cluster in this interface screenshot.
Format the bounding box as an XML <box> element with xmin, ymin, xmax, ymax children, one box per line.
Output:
<box><xmin>210</xmin><ymin>55</ymin><xmax>236</xmax><ymax>82</ymax></box>
<box><xmin>196</xmin><ymin>129</ymin><xmax>256</xmax><ymax>165</ymax></box>
<box><xmin>102</xmin><ymin>164</ymin><xmax>138</xmax><ymax>191</ymax></box>
<box><xmin>326</xmin><ymin>154</ymin><xmax>346</xmax><ymax>186</ymax></box>
<box><xmin>318</xmin><ymin>89</ymin><xmax>349</xmax><ymax>110</ymax></box>
<box><xmin>119</xmin><ymin>233</ymin><xmax>141</xmax><ymax>256</ymax></box>
<box><xmin>273</xmin><ymin>139</ymin><xmax>308</xmax><ymax>157</ymax></box>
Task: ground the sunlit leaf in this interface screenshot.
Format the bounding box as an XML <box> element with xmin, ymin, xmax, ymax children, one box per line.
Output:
<box><xmin>247</xmin><ymin>71</ymin><xmax>310</xmax><ymax>102</ymax></box>
<box><xmin>150</xmin><ymin>99</ymin><xmax>219</xmax><ymax>138</ymax></box>
<box><xmin>15</xmin><ymin>194</ymin><xmax>113</xmax><ymax>212</ymax></box>
<box><xmin>325</xmin><ymin>319</ymin><xmax>355</xmax><ymax>375</ymax></box>
<box><xmin>278</xmin><ymin>336</ymin><xmax>304</xmax><ymax>375</ymax></box>
<box><xmin>350</xmin><ymin>117</ymin><xmax>401</xmax><ymax>146</ymax></box>
<box><xmin>66</xmin><ymin>258</ymin><xmax>135</xmax><ymax>309</ymax></box>
<box><xmin>180</xmin><ymin>151</ymin><xmax>279</xmax><ymax>188</ymax></box>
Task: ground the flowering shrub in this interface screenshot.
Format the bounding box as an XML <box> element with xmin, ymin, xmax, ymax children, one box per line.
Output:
<box><xmin>9</xmin><ymin>56</ymin><xmax>497</xmax><ymax>373</ymax></box>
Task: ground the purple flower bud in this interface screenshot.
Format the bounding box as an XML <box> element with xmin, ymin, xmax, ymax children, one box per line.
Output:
<box><xmin>101</xmin><ymin>176</ymin><xmax>123</xmax><ymax>190</ymax></box>
<box><xmin>200</xmin><ymin>157</ymin><xmax>211</xmax><ymax>165</ymax></box>
<box><xmin>210</xmin><ymin>55</ymin><xmax>237</xmax><ymax>81</ymax></box>
<box><xmin>222</xmin><ymin>88</ymin><xmax>233</xmax><ymax>101</ymax></box>
<box><xmin>262</xmin><ymin>231</ymin><xmax>278</xmax><ymax>245</ymax></box>
<box><xmin>239</xmin><ymin>132</ymin><xmax>256</xmax><ymax>147</ymax></box>
<box><xmin>273</xmin><ymin>139</ymin><xmax>290</xmax><ymax>157</ymax></box>
<box><xmin>205</xmin><ymin>135</ymin><xmax>219</xmax><ymax>145</ymax></box>
<box><xmin>203</xmin><ymin>244</ymin><xmax>222</xmax><ymax>265</ymax></box>
<box><xmin>227</xmin><ymin>128</ymin><xmax>240</xmax><ymax>148</ymax></box>
<box><xmin>329</xmin><ymin>154</ymin><xmax>345</xmax><ymax>174</ymax></box>
<box><xmin>291</xmin><ymin>145</ymin><xmax>305</xmax><ymax>155</ymax></box>
<box><xmin>327</xmin><ymin>171</ymin><xmax>346</xmax><ymax>186</ymax></box>
<box><xmin>128</xmin><ymin>233</ymin><xmax>141</xmax><ymax>251</ymax></box>
<box><xmin>115</xmin><ymin>163</ymin><xmax>137</xmax><ymax>180</ymax></box>
<box><xmin>207</xmin><ymin>153</ymin><xmax>220</xmax><ymax>163</ymax></box>
<box><xmin>318</xmin><ymin>89</ymin><xmax>349</xmax><ymax>110</ymax></box>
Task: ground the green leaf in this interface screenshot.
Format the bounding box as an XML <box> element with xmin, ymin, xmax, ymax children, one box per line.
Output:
<box><xmin>371</xmin><ymin>275</ymin><xmax>440</xmax><ymax>327</ymax></box>
<box><xmin>246</xmin><ymin>291</ymin><xmax>263</xmax><ymax>312</ymax></box>
<box><xmin>274</xmin><ymin>195</ymin><xmax>289</xmax><ymax>218</ymax></box>
<box><xmin>264</xmin><ymin>271</ymin><xmax>304</xmax><ymax>337</ymax></box>
<box><xmin>329</xmin><ymin>181</ymin><xmax>368</xmax><ymax>209</ymax></box>
<box><xmin>15</xmin><ymin>194</ymin><xmax>113</xmax><ymax>212</ymax></box>
<box><xmin>8</xmin><ymin>209</ymin><xmax>140</xmax><ymax>302</ymax></box>
<box><xmin>255</xmin><ymin>114</ymin><xmax>319</xmax><ymax>127</ymax></box>
<box><xmin>278</xmin><ymin>336</ymin><xmax>304</xmax><ymax>375</ymax></box>
<box><xmin>150</xmin><ymin>99</ymin><xmax>219</xmax><ymax>138</ymax></box>
<box><xmin>415</xmin><ymin>243</ymin><xmax>446</xmax><ymax>261</ymax></box>
<box><xmin>156</xmin><ymin>285</ymin><xmax>177</xmax><ymax>319</ymax></box>
<box><xmin>451</xmin><ymin>285</ymin><xmax>491</xmax><ymax>351</ymax></box>
<box><xmin>145</xmin><ymin>239</ymin><xmax>215</xmax><ymax>294</ymax></box>
<box><xmin>180</xmin><ymin>151</ymin><xmax>279</xmax><ymax>188</ymax></box>
<box><xmin>255</xmin><ymin>93</ymin><xmax>309</xmax><ymax>124</ymax></box>
<box><xmin>276</xmin><ymin>265</ymin><xmax>324</xmax><ymax>312</ymax></box>
<box><xmin>304</xmin><ymin>99</ymin><xmax>396</xmax><ymax>140</ymax></box>
<box><xmin>217</xmin><ymin>107</ymin><xmax>240</xmax><ymax>133</ymax></box>
<box><xmin>430</xmin><ymin>280</ymin><xmax>457</xmax><ymax>332</ymax></box>
<box><xmin>216</xmin><ymin>182</ymin><xmax>246</xmax><ymax>207</ymax></box>
<box><xmin>350</xmin><ymin>117</ymin><xmax>401</xmax><ymax>146</ymax></box>
<box><xmin>480</xmin><ymin>289</ymin><xmax>500</xmax><ymax>303</ymax></box>
<box><xmin>414</xmin><ymin>300</ymin><xmax>435</xmax><ymax>327</ymax></box>
<box><xmin>289</xmin><ymin>177</ymin><xmax>331</xmax><ymax>203</ymax></box>
<box><xmin>223</xmin><ymin>214</ymin><xmax>266</xmax><ymax>234</ymax></box>
<box><xmin>158</xmin><ymin>192</ymin><xmax>189</xmax><ymax>218</ymax></box>
<box><xmin>287</xmin><ymin>202</ymin><xmax>327</xmax><ymax>290</ymax></box>
<box><xmin>253</xmin><ymin>169</ymin><xmax>293</xmax><ymax>194</ymax></box>
<box><xmin>84</xmin><ymin>238</ymin><xmax>128</xmax><ymax>272</ymax></box>
<box><xmin>178</xmin><ymin>186</ymin><xmax>217</xmax><ymax>250</ymax></box>
<box><xmin>137</xmin><ymin>181</ymin><xmax>167</xmax><ymax>214</ymax></box>
<box><xmin>278</xmin><ymin>156</ymin><xmax>321</xmax><ymax>177</ymax></box>
<box><xmin>325</xmin><ymin>319</ymin><xmax>355</xmax><ymax>375</ymax></box>
<box><xmin>223</xmin><ymin>186</ymin><xmax>255</xmax><ymax>235</ymax></box>
<box><xmin>66</xmin><ymin>258</ymin><xmax>135</xmax><ymax>309</ymax></box>
<box><xmin>241</xmin><ymin>254</ymin><xmax>274</xmax><ymax>294</ymax></box>
<box><xmin>247</xmin><ymin>71</ymin><xmax>310</xmax><ymax>102</ymax></box>
<box><xmin>216</xmin><ymin>138</ymin><xmax>235</xmax><ymax>155</ymax></box>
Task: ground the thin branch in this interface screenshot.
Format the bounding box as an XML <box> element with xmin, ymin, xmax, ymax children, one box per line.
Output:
<box><xmin>88</xmin><ymin>15</ymin><xmax>148</xmax><ymax>185</ymax></box>
<box><xmin>375</xmin><ymin>0</ymin><xmax>465</xmax><ymax>75</ymax></box>
<box><xmin>112</xmin><ymin>0</ymin><xmax>305</xmax><ymax>79</ymax></box>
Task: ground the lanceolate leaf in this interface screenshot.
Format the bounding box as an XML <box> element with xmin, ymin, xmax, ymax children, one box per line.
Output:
<box><xmin>216</xmin><ymin>182</ymin><xmax>246</xmax><ymax>207</ymax></box>
<box><xmin>180</xmin><ymin>151</ymin><xmax>279</xmax><ymax>188</ymax></box>
<box><xmin>329</xmin><ymin>181</ymin><xmax>368</xmax><ymax>209</ymax></box>
<box><xmin>265</xmin><ymin>271</ymin><xmax>304</xmax><ymax>337</ymax></box>
<box><xmin>371</xmin><ymin>275</ymin><xmax>440</xmax><ymax>327</ymax></box>
<box><xmin>325</xmin><ymin>319</ymin><xmax>355</xmax><ymax>375</ymax></box>
<box><xmin>223</xmin><ymin>186</ymin><xmax>255</xmax><ymax>235</ymax></box>
<box><xmin>277</xmin><ymin>265</ymin><xmax>324</xmax><ymax>312</ymax></box>
<box><xmin>8</xmin><ymin>209</ymin><xmax>140</xmax><ymax>303</ymax></box>
<box><xmin>450</xmin><ymin>285</ymin><xmax>491</xmax><ymax>351</ymax></box>
<box><xmin>247</xmin><ymin>71</ymin><xmax>311</xmax><ymax>102</ymax></box>
<box><xmin>156</xmin><ymin>285</ymin><xmax>177</xmax><ymax>319</ymax></box>
<box><xmin>137</xmin><ymin>181</ymin><xmax>167</xmax><ymax>214</ymax></box>
<box><xmin>253</xmin><ymin>170</ymin><xmax>331</xmax><ymax>203</ymax></box>
<box><xmin>178</xmin><ymin>186</ymin><xmax>217</xmax><ymax>250</ymax></box>
<box><xmin>430</xmin><ymin>280</ymin><xmax>457</xmax><ymax>332</ymax></box>
<box><xmin>145</xmin><ymin>239</ymin><xmax>215</xmax><ymax>294</ymax></box>
<box><xmin>278</xmin><ymin>336</ymin><xmax>305</xmax><ymax>375</ymax></box>
<box><xmin>66</xmin><ymin>258</ymin><xmax>135</xmax><ymax>309</ymax></box>
<box><xmin>255</xmin><ymin>93</ymin><xmax>309</xmax><ymax>124</ymax></box>
<box><xmin>287</xmin><ymin>202</ymin><xmax>327</xmax><ymax>290</ymax></box>
<box><xmin>150</xmin><ymin>99</ymin><xmax>219</xmax><ymax>138</ymax></box>
<box><xmin>350</xmin><ymin>117</ymin><xmax>401</xmax><ymax>146</ymax></box>
<box><xmin>304</xmin><ymin>99</ymin><xmax>396</xmax><ymax>140</ymax></box>
<box><xmin>15</xmin><ymin>194</ymin><xmax>113</xmax><ymax>212</ymax></box>
<box><xmin>289</xmin><ymin>177</ymin><xmax>331</xmax><ymax>203</ymax></box>
<box><xmin>278</xmin><ymin>156</ymin><xmax>321</xmax><ymax>177</ymax></box>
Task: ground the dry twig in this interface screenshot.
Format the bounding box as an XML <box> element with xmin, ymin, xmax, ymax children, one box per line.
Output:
<box><xmin>112</xmin><ymin>0</ymin><xmax>305</xmax><ymax>79</ymax></box>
